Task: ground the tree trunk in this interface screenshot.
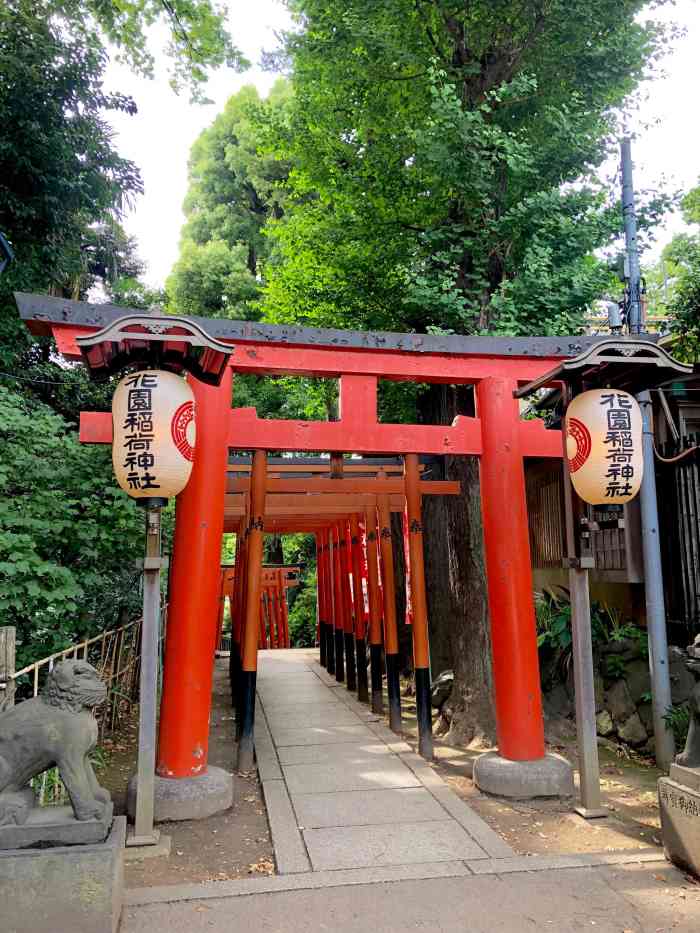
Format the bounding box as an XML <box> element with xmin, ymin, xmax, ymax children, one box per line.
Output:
<box><xmin>419</xmin><ymin>385</ymin><xmax>496</xmax><ymax>747</ymax></box>
<box><xmin>265</xmin><ymin>535</ymin><xmax>284</xmax><ymax>565</ymax></box>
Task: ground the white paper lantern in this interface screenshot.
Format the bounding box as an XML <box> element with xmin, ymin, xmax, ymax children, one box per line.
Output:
<box><xmin>112</xmin><ymin>370</ymin><xmax>196</xmax><ymax>501</ymax></box>
<box><xmin>565</xmin><ymin>389</ymin><xmax>643</xmax><ymax>505</ymax></box>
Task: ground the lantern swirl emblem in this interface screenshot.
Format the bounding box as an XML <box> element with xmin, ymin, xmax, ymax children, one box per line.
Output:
<box><xmin>171</xmin><ymin>401</ymin><xmax>195</xmax><ymax>462</ymax></box>
<box><xmin>564</xmin><ymin>389</ymin><xmax>643</xmax><ymax>505</ymax></box>
<box><xmin>112</xmin><ymin>370</ymin><xmax>196</xmax><ymax>501</ymax></box>
<box><xmin>566</xmin><ymin>417</ymin><xmax>592</xmax><ymax>473</ymax></box>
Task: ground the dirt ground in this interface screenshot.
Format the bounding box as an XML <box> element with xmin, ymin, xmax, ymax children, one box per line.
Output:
<box><xmin>97</xmin><ymin>661</ymin><xmax>273</xmax><ymax>887</ymax></box>
<box><xmin>397</xmin><ymin>686</ymin><xmax>680</xmax><ymax>859</ymax></box>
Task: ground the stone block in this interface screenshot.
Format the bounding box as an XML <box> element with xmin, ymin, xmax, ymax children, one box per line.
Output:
<box><xmin>127</xmin><ymin>766</ymin><xmax>233</xmax><ymax>823</ymax></box>
<box><xmin>473</xmin><ymin>751</ymin><xmax>574</xmax><ymax>799</ymax></box>
<box><xmin>0</xmin><ymin>802</ymin><xmax>113</xmax><ymax>850</ymax></box>
<box><xmin>617</xmin><ymin>711</ymin><xmax>648</xmax><ymax>746</ymax></box>
<box><xmin>605</xmin><ymin>679</ymin><xmax>636</xmax><ymax>724</ymax></box>
<box><xmin>596</xmin><ymin>710</ymin><xmax>615</xmax><ymax>737</ymax></box>
<box><xmin>658</xmin><ymin>777</ymin><xmax>700</xmax><ymax>878</ymax></box>
<box><xmin>0</xmin><ymin>814</ymin><xmax>125</xmax><ymax>933</ymax></box>
<box><xmin>670</xmin><ymin>763</ymin><xmax>700</xmax><ymax>792</ymax></box>
<box><xmin>625</xmin><ymin>659</ymin><xmax>652</xmax><ymax>705</ymax></box>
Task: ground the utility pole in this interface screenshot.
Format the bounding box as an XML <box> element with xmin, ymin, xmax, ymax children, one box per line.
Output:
<box><xmin>620</xmin><ymin>137</ymin><xmax>676</xmax><ymax>768</ymax></box>
<box><xmin>621</xmin><ymin>138</ymin><xmax>642</xmax><ymax>334</ymax></box>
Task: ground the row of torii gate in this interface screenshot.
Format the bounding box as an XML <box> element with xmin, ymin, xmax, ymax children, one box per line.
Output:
<box><xmin>18</xmin><ymin>292</ymin><xmax>615</xmax><ymax>803</ymax></box>
<box><xmin>223</xmin><ymin>454</ymin><xmax>462</xmax><ymax>765</ymax></box>
<box><xmin>218</xmin><ymin>563</ymin><xmax>298</xmax><ymax>652</ymax></box>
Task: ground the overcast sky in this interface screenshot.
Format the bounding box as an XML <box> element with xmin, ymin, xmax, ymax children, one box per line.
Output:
<box><xmin>104</xmin><ymin>0</ymin><xmax>700</xmax><ymax>289</ymax></box>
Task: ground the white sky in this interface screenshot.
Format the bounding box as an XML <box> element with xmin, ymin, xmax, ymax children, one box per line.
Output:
<box><xmin>104</xmin><ymin>0</ymin><xmax>700</xmax><ymax>289</ymax></box>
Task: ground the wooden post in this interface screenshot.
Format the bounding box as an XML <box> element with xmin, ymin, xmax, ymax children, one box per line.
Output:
<box><xmin>378</xmin><ymin>480</ymin><xmax>401</xmax><ymax>733</ymax></box>
<box><xmin>332</xmin><ymin>524</ymin><xmax>345</xmax><ymax>682</ymax></box>
<box><xmin>404</xmin><ymin>454</ymin><xmax>433</xmax><ymax>759</ymax></box>
<box><xmin>350</xmin><ymin>514</ymin><xmax>369</xmax><ymax>702</ymax></box>
<box><xmin>316</xmin><ymin>534</ymin><xmax>327</xmax><ymax>667</ymax></box>
<box><xmin>280</xmin><ymin>584</ymin><xmax>290</xmax><ymax>648</ymax></box>
<box><xmin>237</xmin><ymin>449</ymin><xmax>267</xmax><ymax>772</ymax></box>
<box><xmin>321</xmin><ymin>531</ymin><xmax>335</xmax><ymax>673</ymax></box>
<box><xmin>230</xmin><ymin>527</ymin><xmax>245</xmax><ymax>712</ymax></box>
<box><xmin>0</xmin><ymin>627</ymin><xmax>16</xmax><ymax>710</ymax></box>
<box><xmin>342</xmin><ymin>520</ymin><xmax>357</xmax><ymax>693</ymax></box>
<box><xmin>364</xmin><ymin>508</ymin><xmax>384</xmax><ymax>714</ymax></box>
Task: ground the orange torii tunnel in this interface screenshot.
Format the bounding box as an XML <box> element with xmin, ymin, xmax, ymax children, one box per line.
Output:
<box><xmin>219</xmin><ymin>564</ymin><xmax>299</xmax><ymax>651</ymax></box>
<box><xmin>15</xmin><ymin>291</ymin><xmax>600</xmax><ymax>804</ymax></box>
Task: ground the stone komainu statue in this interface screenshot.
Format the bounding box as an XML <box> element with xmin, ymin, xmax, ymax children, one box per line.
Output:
<box><xmin>676</xmin><ymin>634</ymin><xmax>700</xmax><ymax>770</ymax></box>
<box><xmin>0</xmin><ymin>660</ymin><xmax>112</xmax><ymax>826</ymax></box>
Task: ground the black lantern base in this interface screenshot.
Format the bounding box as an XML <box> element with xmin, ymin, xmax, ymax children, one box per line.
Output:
<box><xmin>137</xmin><ymin>497</ymin><xmax>168</xmax><ymax>510</ymax></box>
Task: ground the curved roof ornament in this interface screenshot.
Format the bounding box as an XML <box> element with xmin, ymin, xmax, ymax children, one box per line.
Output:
<box><xmin>75</xmin><ymin>313</ymin><xmax>234</xmax><ymax>386</ymax></box>
<box><xmin>514</xmin><ymin>338</ymin><xmax>693</xmax><ymax>399</ymax></box>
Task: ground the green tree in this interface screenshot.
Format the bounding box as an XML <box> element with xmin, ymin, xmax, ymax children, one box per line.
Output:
<box><xmin>168</xmin><ymin>83</ymin><xmax>292</xmax><ymax>318</ymax></box>
<box><xmin>0</xmin><ymin>1</ymin><xmax>144</xmax><ymax>371</ymax></box>
<box><xmin>264</xmin><ymin>0</ymin><xmax>669</xmax><ymax>336</ymax></box>
<box><xmin>644</xmin><ymin>181</ymin><xmax>700</xmax><ymax>354</ymax></box>
<box><xmin>0</xmin><ymin>387</ymin><xmax>143</xmax><ymax>668</ymax></box>
<box><xmin>257</xmin><ymin>0</ymin><xmax>672</xmax><ymax>744</ymax></box>
<box><xmin>41</xmin><ymin>0</ymin><xmax>244</xmax><ymax>102</ymax></box>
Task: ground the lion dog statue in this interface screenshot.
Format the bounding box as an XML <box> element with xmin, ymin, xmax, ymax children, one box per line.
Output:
<box><xmin>0</xmin><ymin>660</ymin><xmax>112</xmax><ymax>826</ymax></box>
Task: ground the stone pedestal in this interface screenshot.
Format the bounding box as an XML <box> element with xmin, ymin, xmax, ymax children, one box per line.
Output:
<box><xmin>0</xmin><ymin>802</ymin><xmax>114</xmax><ymax>850</ymax></box>
<box><xmin>127</xmin><ymin>766</ymin><xmax>233</xmax><ymax>822</ymax></box>
<box><xmin>659</xmin><ymin>773</ymin><xmax>700</xmax><ymax>878</ymax></box>
<box><xmin>474</xmin><ymin>751</ymin><xmax>574</xmax><ymax>799</ymax></box>
<box><xmin>0</xmin><ymin>815</ymin><xmax>125</xmax><ymax>933</ymax></box>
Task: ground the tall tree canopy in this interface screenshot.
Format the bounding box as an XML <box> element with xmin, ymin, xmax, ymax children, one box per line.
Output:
<box><xmin>264</xmin><ymin>0</ymin><xmax>669</xmax><ymax>336</ymax></box>
<box><xmin>168</xmin><ymin>83</ymin><xmax>292</xmax><ymax>318</ymax></box>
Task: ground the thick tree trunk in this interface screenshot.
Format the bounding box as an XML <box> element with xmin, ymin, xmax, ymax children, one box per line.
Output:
<box><xmin>419</xmin><ymin>385</ymin><xmax>496</xmax><ymax>747</ymax></box>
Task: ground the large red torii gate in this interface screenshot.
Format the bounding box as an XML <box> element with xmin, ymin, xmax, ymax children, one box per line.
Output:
<box><xmin>16</xmin><ymin>292</ymin><xmax>602</xmax><ymax>805</ymax></box>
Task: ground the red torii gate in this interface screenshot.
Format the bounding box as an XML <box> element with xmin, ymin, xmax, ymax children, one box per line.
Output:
<box><xmin>16</xmin><ymin>292</ymin><xmax>602</xmax><ymax>805</ymax></box>
<box><xmin>219</xmin><ymin>565</ymin><xmax>298</xmax><ymax>650</ymax></box>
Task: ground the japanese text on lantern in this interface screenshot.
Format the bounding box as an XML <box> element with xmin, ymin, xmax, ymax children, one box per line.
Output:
<box><xmin>601</xmin><ymin>392</ymin><xmax>634</xmax><ymax>499</ymax></box>
<box><xmin>122</xmin><ymin>372</ymin><xmax>161</xmax><ymax>492</ymax></box>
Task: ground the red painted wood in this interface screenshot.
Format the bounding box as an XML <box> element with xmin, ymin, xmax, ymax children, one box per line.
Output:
<box><xmin>82</xmin><ymin>408</ymin><xmax>562</xmax><ymax>459</ymax></box>
<box><xmin>80</xmin><ymin>411</ymin><xmax>112</xmax><ymax>443</ymax></box>
<box><xmin>227</xmin><ymin>408</ymin><xmax>483</xmax><ymax>455</ymax></box>
<box><xmin>477</xmin><ymin>377</ymin><xmax>545</xmax><ymax>762</ymax></box>
<box><xmin>157</xmin><ymin>369</ymin><xmax>232</xmax><ymax>778</ymax></box>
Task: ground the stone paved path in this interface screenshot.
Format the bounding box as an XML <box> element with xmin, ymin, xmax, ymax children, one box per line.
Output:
<box><xmin>123</xmin><ymin>650</ymin><xmax>698</xmax><ymax>932</ymax></box>
<box><xmin>254</xmin><ymin>648</ymin><xmax>512</xmax><ymax>874</ymax></box>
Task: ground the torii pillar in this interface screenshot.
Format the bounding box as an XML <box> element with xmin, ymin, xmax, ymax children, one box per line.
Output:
<box><xmin>473</xmin><ymin>377</ymin><xmax>573</xmax><ymax>797</ymax></box>
<box><xmin>131</xmin><ymin>368</ymin><xmax>234</xmax><ymax>821</ymax></box>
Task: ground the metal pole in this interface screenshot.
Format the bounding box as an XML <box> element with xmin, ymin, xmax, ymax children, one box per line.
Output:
<box><xmin>637</xmin><ymin>389</ymin><xmax>676</xmax><ymax>769</ymax></box>
<box><xmin>621</xmin><ymin>138</ymin><xmax>642</xmax><ymax>335</ymax></box>
<box><xmin>561</xmin><ymin>386</ymin><xmax>605</xmax><ymax>819</ymax></box>
<box><xmin>131</xmin><ymin>505</ymin><xmax>162</xmax><ymax>844</ymax></box>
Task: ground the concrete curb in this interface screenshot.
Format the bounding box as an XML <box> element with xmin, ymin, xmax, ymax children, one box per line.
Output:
<box><xmin>260</xmin><ymin>780</ymin><xmax>311</xmax><ymax>875</ymax></box>
<box><xmin>255</xmin><ymin>695</ymin><xmax>312</xmax><ymax>875</ymax></box>
<box><xmin>125</xmin><ymin>848</ymin><xmax>667</xmax><ymax>907</ymax></box>
<box><xmin>254</xmin><ymin>700</ymin><xmax>283</xmax><ymax>782</ymax></box>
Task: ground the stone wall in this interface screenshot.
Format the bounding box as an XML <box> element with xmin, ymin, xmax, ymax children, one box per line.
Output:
<box><xmin>542</xmin><ymin>644</ymin><xmax>696</xmax><ymax>755</ymax></box>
